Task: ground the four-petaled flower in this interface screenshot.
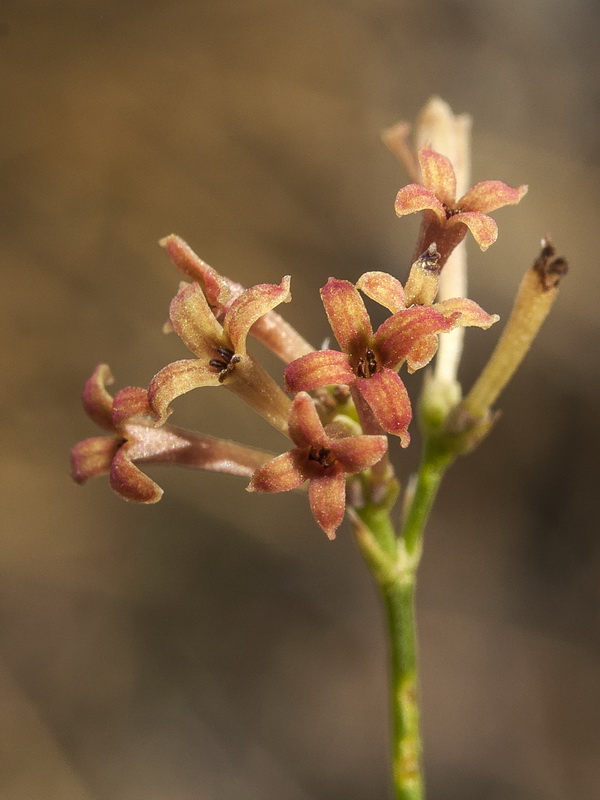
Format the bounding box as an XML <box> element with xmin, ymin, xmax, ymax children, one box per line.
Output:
<box><xmin>356</xmin><ymin>261</ymin><xmax>499</xmax><ymax>373</ymax></box>
<box><xmin>248</xmin><ymin>392</ymin><xmax>388</xmax><ymax>539</ymax></box>
<box><xmin>148</xmin><ymin>276</ymin><xmax>293</xmax><ymax>435</ymax></box>
<box><xmin>395</xmin><ymin>148</ymin><xmax>527</xmax><ymax>266</ymax></box>
<box><xmin>71</xmin><ymin>364</ymin><xmax>275</xmax><ymax>503</ymax></box>
<box><xmin>71</xmin><ymin>364</ymin><xmax>182</xmax><ymax>503</ymax></box>
<box><xmin>160</xmin><ymin>235</ymin><xmax>315</xmax><ymax>364</ymax></box>
<box><xmin>284</xmin><ymin>277</ymin><xmax>462</xmax><ymax>445</ymax></box>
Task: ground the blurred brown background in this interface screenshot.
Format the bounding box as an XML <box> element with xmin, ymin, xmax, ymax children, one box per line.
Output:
<box><xmin>1</xmin><ymin>1</ymin><xmax>599</xmax><ymax>798</ymax></box>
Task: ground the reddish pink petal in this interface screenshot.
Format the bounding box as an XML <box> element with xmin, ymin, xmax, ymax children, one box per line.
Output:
<box><xmin>112</xmin><ymin>387</ymin><xmax>153</xmax><ymax>428</ymax></box>
<box><xmin>447</xmin><ymin>211</ymin><xmax>498</xmax><ymax>250</ymax></box>
<box><xmin>148</xmin><ymin>359</ymin><xmax>220</xmax><ymax>424</ymax></box>
<box><xmin>434</xmin><ymin>298</ymin><xmax>499</xmax><ymax>329</ymax></box>
<box><xmin>330</xmin><ymin>435</ymin><xmax>388</xmax><ymax>473</ymax></box>
<box><xmin>170</xmin><ymin>282</ymin><xmax>227</xmax><ymax>359</ymax></box>
<box><xmin>81</xmin><ymin>364</ymin><xmax>115</xmax><ymax>431</ymax></box>
<box><xmin>284</xmin><ymin>350</ymin><xmax>355</xmax><ymax>393</ymax></box>
<box><xmin>308</xmin><ymin>469</ymin><xmax>346</xmax><ymax>539</ymax></box>
<box><xmin>375</xmin><ymin>306</ymin><xmax>457</xmax><ymax>369</ymax></box>
<box><xmin>356</xmin><ymin>370</ymin><xmax>411</xmax><ymax>446</ymax></box>
<box><xmin>224</xmin><ymin>276</ymin><xmax>291</xmax><ymax>354</ymax></box>
<box><xmin>394</xmin><ymin>184</ymin><xmax>446</xmax><ymax>222</ymax></box>
<box><xmin>71</xmin><ymin>435</ymin><xmax>120</xmax><ymax>483</ymax></box>
<box><xmin>320</xmin><ymin>278</ymin><xmax>373</xmax><ymax>356</ymax></box>
<box><xmin>247</xmin><ymin>451</ymin><xmax>308</xmax><ymax>493</ymax></box>
<box><xmin>405</xmin><ymin>334</ymin><xmax>440</xmax><ymax>373</ymax></box>
<box><xmin>356</xmin><ymin>271</ymin><xmax>406</xmax><ymax>313</ymax></box>
<box><xmin>109</xmin><ymin>447</ymin><xmax>163</xmax><ymax>503</ymax></box>
<box><xmin>459</xmin><ymin>181</ymin><xmax>528</xmax><ymax>214</ymax></box>
<box><xmin>288</xmin><ymin>392</ymin><xmax>326</xmax><ymax>449</ymax></box>
<box><xmin>160</xmin><ymin>235</ymin><xmax>232</xmax><ymax>308</ymax></box>
<box><xmin>418</xmin><ymin>149</ymin><xmax>456</xmax><ymax>206</ymax></box>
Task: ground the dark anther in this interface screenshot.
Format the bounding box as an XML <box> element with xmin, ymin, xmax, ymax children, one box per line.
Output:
<box><xmin>533</xmin><ymin>238</ymin><xmax>569</xmax><ymax>290</ymax></box>
<box><xmin>416</xmin><ymin>242</ymin><xmax>441</xmax><ymax>272</ymax></box>
<box><xmin>356</xmin><ymin>348</ymin><xmax>378</xmax><ymax>379</ymax></box>
<box><xmin>209</xmin><ymin>345</ymin><xmax>240</xmax><ymax>382</ymax></box>
<box><xmin>442</xmin><ymin>203</ymin><xmax>462</xmax><ymax>220</ymax></box>
<box><xmin>308</xmin><ymin>446</ymin><xmax>336</xmax><ymax>468</ymax></box>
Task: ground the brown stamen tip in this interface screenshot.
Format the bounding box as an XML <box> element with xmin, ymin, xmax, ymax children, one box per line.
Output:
<box><xmin>416</xmin><ymin>242</ymin><xmax>442</xmax><ymax>272</ymax></box>
<box><xmin>355</xmin><ymin>348</ymin><xmax>378</xmax><ymax>379</ymax></box>
<box><xmin>308</xmin><ymin>446</ymin><xmax>336</xmax><ymax>468</ymax></box>
<box><xmin>533</xmin><ymin>238</ymin><xmax>569</xmax><ymax>290</ymax></box>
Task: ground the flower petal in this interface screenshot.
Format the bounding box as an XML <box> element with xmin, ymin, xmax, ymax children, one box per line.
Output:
<box><xmin>309</xmin><ymin>469</ymin><xmax>346</xmax><ymax>539</ymax></box>
<box><xmin>320</xmin><ymin>278</ymin><xmax>373</xmax><ymax>356</ymax></box>
<box><xmin>375</xmin><ymin>306</ymin><xmax>457</xmax><ymax>369</ymax></box>
<box><xmin>284</xmin><ymin>350</ymin><xmax>355</xmax><ymax>393</ymax></box>
<box><xmin>418</xmin><ymin>148</ymin><xmax>456</xmax><ymax>206</ymax></box>
<box><xmin>109</xmin><ymin>447</ymin><xmax>163</xmax><ymax>503</ymax></box>
<box><xmin>434</xmin><ymin>298</ymin><xmax>499</xmax><ymax>329</ymax></box>
<box><xmin>82</xmin><ymin>364</ymin><xmax>115</xmax><ymax>431</ymax></box>
<box><xmin>224</xmin><ymin>276</ymin><xmax>292</xmax><ymax>354</ymax></box>
<box><xmin>148</xmin><ymin>359</ymin><xmax>220</xmax><ymax>424</ymax></box>
<box><xmin>288</xmin><ymin>392</ymin><xmax>326</xmax><ymax>449</ymax></box>
<box><xmin>447</xmin><ymin>211</ymin><xmax>498</xmax><ymax>251</ymax></box>
<box><xmin>247</xmin><ymin>451</ymin><xmax>308</xmax><ymax>493</ymax></box>
<box><xmin>160</xmin><ymin>234</ymin><xmax>232</xmax><ymax>309</ymax></box>
<box><xmin>356</xmin><ymin>370</ymin><xmax>411</xmax><ymax>446</ymax></box>
<box><xmin>112</xmin><ymin>386</ymin><xmax>154</xmax><ymax>428</ymax></box>
<box><xmin>71</xmin><ymin>435</ymin><xmax>120</xmax><ymax>483</ymax></box>
<box><xmin>331</xmin><ymin>435</ymin><xmax>388</xmax><ymax>473</ymax></box>
<box><xmin>394</xmin><ymin>184</ymin><xmax>446</xmax><ymax>222</ymax></box>
<box><xmin>170</xmin><ymin>282</ymin><xmax>227</xmax><ymax>358</ymax></box>
<box><xmin>459</xmin><ymin>181</ymin><xmax>528</xmax><ymax>214</ymax></box>
<box><xmin>405</xmin><ymin>335</ymin><xmax>440</xmax><ymax>373</ymax></box>
<box><xmin>356</xmin><ymin>271</ymin><xmax>406</xmax><ymax>313</ymax></box>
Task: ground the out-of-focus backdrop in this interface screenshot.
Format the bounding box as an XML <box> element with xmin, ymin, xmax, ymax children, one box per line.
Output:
<box><xmin>2</xmin><ymin>2</ymin><xmax>599</xmax><ymax>798</ymax></box>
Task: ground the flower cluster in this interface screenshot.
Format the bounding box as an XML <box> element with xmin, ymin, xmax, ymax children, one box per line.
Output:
<box><xmin>72</xmin><ymin>115</ymin><xmax>526</xmax><ymax>538</ymax></box>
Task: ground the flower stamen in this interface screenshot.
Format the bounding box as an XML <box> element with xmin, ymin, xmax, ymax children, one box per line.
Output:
<box><xmin>208</xmin><ymin>346</ymin><xmax>241</xmax><ymax>382</ymax></box>
<box><xmin>308</xmin><ymin>446</ymin><xmax>336</xmax><ymax>468</ymax></box>
<box><xmin>356</xmin><ymin>348</ymin><xmax>379</xmax><ymax>379</ymax></box>
<box><xmin>442</xmin><ymin>203</ymin><xmax>463</xmax><ymax>219</ymax></box>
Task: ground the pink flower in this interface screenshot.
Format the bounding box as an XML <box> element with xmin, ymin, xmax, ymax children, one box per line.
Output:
<box><xmin>248</xmin><ymin>393</ymin><xmax>388</xmax><ymax>539</ymax></box>
<box><xmin>71</xmin><ymin>364</ymin><xmax>183</xmax><ymax>503</ymax></box>
<box><xmin>71</xmin><ymin>365</ymin><xmax>274</xmax><ymax>503</ymax></box>
<box><xmin>395</xmin><ymin>148</ymin><xmax>527</xmax><ymax>265</ymax></box>
<box><xmin>160</xmin><ymin>235</ymin><xmax>314</xmax><ymax>364</ymax></box>
<box><xmin>148</xmin><ymin>276</ymin><xmax>293</xmax><ymax>435</ymax></box>
<box><xmin>356</xmin><ymin>261</ymin><xmax>499</xmax><ymax>372</ymax></box>
<box><xmin>284</xmin><ymin>277</ymin><xmax>460</xmax><ymax>445</ymax></box>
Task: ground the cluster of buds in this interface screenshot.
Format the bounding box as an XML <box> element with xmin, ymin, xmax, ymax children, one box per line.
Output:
<box><xmin>72</xmin><ymin>99</ymin><xmax>538</xmax><ymax>539</ymax></box>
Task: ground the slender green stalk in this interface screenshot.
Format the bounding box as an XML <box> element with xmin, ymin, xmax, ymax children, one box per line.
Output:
<box><xmin>382</xmin><ymin>575</ymin><xmax>421</xmax><ymax>800</ymax></box>
<box><xmin>401</xmin><ymin>440</ymin><xmax>454</xmax><ymax>558</ymax></box>
<box><xmin>353</xmin><ymin>437</ymin><xmax>454</xmax><ymax>800</ymax></box>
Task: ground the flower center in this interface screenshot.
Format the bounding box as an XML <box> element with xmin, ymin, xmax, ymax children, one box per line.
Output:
<box><xmin>442</xmin><ymin>203</ymin><xmax>463</xmax><ymax>220</ymax></box>
<box><xmin>209</xmin><ymin>346</ymin><xmax>241</xmax><ymax>383</ymax></box>
<box><xmin>308</xmin><ymin>446</ymin><xmax>336</xmax><ymax>468</ymax></box>
<box><xmin>355</xmin><ymin>348</ymin><xmax>378</xmax><ymax>379</ymax></box>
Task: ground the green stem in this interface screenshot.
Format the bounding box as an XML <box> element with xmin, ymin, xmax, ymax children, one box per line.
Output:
<box><xmin>353</xmin><ymin>436</ymin><xmax>455</xmax><ymax>800</ymax></box>
<box><xmin>401</xmin><ymin>438</ymin><xmax>454</xmax><ymax>558</ymax></box>
<box><xmin>354</xmin><ymin>506</ymin><xmax>423</xmax><ymax>800</ymax></box>
<box><xmin>383</xmin><ymin>576</ymin><xmax>422</xmax><ymax>800</ymax></box>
